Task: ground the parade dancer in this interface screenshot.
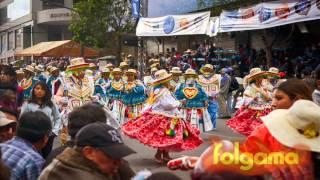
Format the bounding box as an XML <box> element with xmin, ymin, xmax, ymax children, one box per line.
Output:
<box><xmin>21</xmin><ymin>65</ymin><xmax>38</xmax><ymax>100</ymax></box>
<box><xmin>198</xmin><ymin>64</ymin><xmax>220</xmax><ymax>129</ymax></box>
<box><xmin>46</xmin><ymin>67</ymin><xmax>60</xmax><ymax>93</ymax></box>
<box><xmin>106</xmin><ymin>68</ymin><xmax>125</xmax><ymax>125</ymax></box>
<box><xmin>144</xmin><ymin>67</ymin><xmax>157</xmax><ymax>96</ymax></box>
<box><xmin>175</xmin><ymin>69</ymin><xmax>213</xmax><ymax>132</ymax></box>
<box><xmin>122</xmin><ymin>69</ymin><xmax>147</xmax><ymax>120</ymax></box>
<box><xmin>226</xmin><ymin>68</ymin><xmax>272</xmax><ymax>136</ymax></box>
<box><xmin>94</xmin><ymin>67</ymin><xmax>110</xmax><ymax>104</ymax></box>
<box><xmin>169</xmin><ymin>67</ymin><xmax>183</xmax><ymax>92</ymax></box>
<box><xmin>34</xmin><ymin>65</ymin><xmax>47</xmax><ymax>83</ymax></box>
<box><xmin>122</xmin><ymin>69</ymin><xmax>203</xmax><ymax>163</ymax></box>
<box><xmin>54</xmin><ymin>58</ymin><xmax>94</xmax><ymax>143</ymax></box>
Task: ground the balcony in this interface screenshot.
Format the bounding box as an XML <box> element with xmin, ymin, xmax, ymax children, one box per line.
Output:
<box><xmin>37</xmin><ymin>8</ymin><xmax>71</xmax><ymax>25</ymax></box>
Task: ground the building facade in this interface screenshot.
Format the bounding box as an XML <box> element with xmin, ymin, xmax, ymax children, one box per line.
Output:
<box><xmin>0</xmin><ymin>0</ymin><xmax>73</xmax><ymax>64</ymax></box>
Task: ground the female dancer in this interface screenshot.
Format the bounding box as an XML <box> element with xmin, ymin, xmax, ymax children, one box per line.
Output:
<box><xmin>226</xmin><ymin>68</ymin><xmax>272</xmax><ymax>136</ymax></box>
<box><xmin>122</xmin><ymin>69</ymin><xmax>203</xmax><ymax>163</ymax></box>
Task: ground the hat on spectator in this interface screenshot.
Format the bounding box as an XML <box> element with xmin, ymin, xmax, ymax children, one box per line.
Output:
<box><xmin>262</xmin><ymin>100</ymin><xmax>320</xmax><ymax>152</ymax></box>
<box><xmin>76</xmin><ymin>123</ymin><xmax>135</xmax><ymax>159</ymax></box>
<box><xmin>0</xmin><ymin>111</ymin><xmax>16</xmax><ymax>127</ymax></box>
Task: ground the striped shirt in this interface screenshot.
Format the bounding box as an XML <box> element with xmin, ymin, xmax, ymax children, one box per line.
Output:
<box><xmin>1</xmin><ymin>137</ymin><xmax>44</xmax><ymax>180</ymax></box>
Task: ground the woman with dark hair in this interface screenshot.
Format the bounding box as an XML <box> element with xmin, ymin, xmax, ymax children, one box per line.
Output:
<box><xmin>20</xmin><ymin>81</ymin><xmax>61</xmax><ymax>158</ymax></box>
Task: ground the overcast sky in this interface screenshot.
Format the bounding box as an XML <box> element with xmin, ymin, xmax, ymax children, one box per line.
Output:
<box><xmin>7</xmin><ymin>0</ymin><xmax>30</xmax><ymax>21</ymax></box>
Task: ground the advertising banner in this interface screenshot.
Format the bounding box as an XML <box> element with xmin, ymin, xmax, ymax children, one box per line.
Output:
<box><xmin>219</xmin><ymin>0</ymin><xmax>320</xmax><ymax>32</ymax></box>
<box><xmin>136</xmin><ymin>11</ymin><xmax>210</xmax><ymax>36</ymax></box>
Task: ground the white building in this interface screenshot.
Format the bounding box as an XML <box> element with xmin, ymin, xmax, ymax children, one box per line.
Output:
<box><xmin>0</xmin><ymin>0</ymin><xmax>73</xmax><ymax>64</ymax></box>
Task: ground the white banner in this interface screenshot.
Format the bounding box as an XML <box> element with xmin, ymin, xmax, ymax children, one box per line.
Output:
<box><xmin>206</xmin><ymin>17</ymin><xmax>220</xmax><ymax>37</ymax></box>
<box><xmin>219</xmin><ymin>0</ymin><xmax>320</xmax><ymax>32</ymax></box>
<box><xmin>136</xmin><ymin>11</ymin><xmax>210</xmax><ymax>36</ymax></box>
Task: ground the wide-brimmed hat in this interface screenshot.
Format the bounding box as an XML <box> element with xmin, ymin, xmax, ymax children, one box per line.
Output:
<box><xmin>24</xmin><ymin>65</ymin><xmax>35</xmax><ymax>73</ymax></box>
<box><xmin>66</xmin><ymin>58</ymin><xmax>90</xmax><ymax>72</ymax></box>
<box><xmin>31</xmin><ymin>63</ymin><xmax>36</xmax><ymax>67</ymax></box>
<box><xmin>46</xmin><ymin>65</ymin><xmax>53</xmax><ymax>72</ymax></box>
<box><xmin>101</xmin><ymin>67</ymin><xmax>110</xmax><ymax>73</ymax></box>
<box><xmin>184</xmin><ymin>68</ymin><xmax>198</xmax><ymax>78</ymax></box>
<box><xmin>170</xmin><ymin>67</ymin><xmax>182</xmax><ymax>74</ymax></box>
<box><xmin>150</xmin><ymin>67</ymin><xmax>158</xmax><ymax>73</ymax></box>
<box><xmin>125</xmin><ymin>69</ymin><xmax>137</xmax><ymax>75</ymax></box>
<box><xmin>49</xmin><ymin>67</ymin><xmax>59</xmax><ymax>74</ymax></box>
<box><xmin>106</xmin><ymin>63</ymin><xmax>114</xmax><ymax>68</ymax></box>
<box><xmin>112</xmin><ymin>68</ymin><xmax>122</xmax><ymax>74</ymax></box>
<box><xmin>268</xmin><ymin>67</ymin><xmax>280</xmax><ymax>77</ymax></box>
<box><xmin>152</xmin><ymin>69</ymin><xmax>172</xmax><ymax>86</ymax></box>
<box><xmin>89</xmin><ymin>63</ymin><xmax>97</xmax><ymax>69</ymax></box>
<box><xmin>76</xmin><ymin>122</ymin><xmax>135</xmax><ymax>159</ymax></box>
<box><xmin>200</xmin><ymin>64</ymin><xmax>214</xmax><ymax>75</ymax></box>
<box><xmin>262</xmin><ymin>100</ymin><xmax>320</xmax><ymax>152</ymax></box>
<box><xmin>127</xmin><ymin>54</ymin><xmax>133</xmax><ymax>58</ymax></box>
<box><xmin>119</xmin><ymin>62</ymin><xmax>129</xmax><ymax>68</ymax></box>
<box><xmin>15</xmin><ymin>69</ymin><xmax>24</xmax><ymax>75</ymax></box>
<box><xmin>247</xmin><ymin>68</ymin><xmax>267</xmax><ymax>82</ymax></box>
<box><xmin>35</xmin><ymin>65</ymin><xmax>45</xmax><ymax>72</ymax></box>
<box><xmin>150</xmin><ymin>63</ymin><xmax>160</xmax><ymax>69</ymax></box>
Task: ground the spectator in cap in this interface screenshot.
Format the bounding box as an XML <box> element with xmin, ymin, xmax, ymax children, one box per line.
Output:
<box><xmin>40</xmin><ymin>122</ymin><xmax>135</xmax><ymax>180</ymax></box>
<box><xmin>1</xmin><ymin>111</ymin><xmax>52</xmax><ymax>180</ymax></box>
<box><xmin>44</xmin><ymin>103</ymin><xmax>135</xmax><ymax>180</ymax></box>
<box><xmin>0</xmin><ymin>109</ymin><xmax>17</xmax><ymax>143</ymax></box>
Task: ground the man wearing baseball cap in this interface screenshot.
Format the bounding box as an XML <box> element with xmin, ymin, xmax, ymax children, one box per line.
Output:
<box><xmin>40</xmin><ymin>122</ymin><xmax>135</xmax><ymax>180</ymax></box>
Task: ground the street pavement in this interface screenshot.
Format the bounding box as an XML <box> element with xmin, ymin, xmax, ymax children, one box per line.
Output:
<box><xmin>53</xmin><ymin>118</ymin><xmax>245</xmax><ymax>179</ymax></box>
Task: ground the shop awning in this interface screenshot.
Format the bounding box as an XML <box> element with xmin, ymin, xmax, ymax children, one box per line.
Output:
<box><xmin>15</xmin><ymin>40</ymin><xmax>99</xmax><ymax>57</ymax></box>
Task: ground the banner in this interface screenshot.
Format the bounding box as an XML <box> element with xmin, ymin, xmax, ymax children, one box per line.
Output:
<box><xmin>136</xmin><ymin>11</ymin><xmax>210</xmax><ymax>36</ymax></box>
<box><xmin>219</xmin><ymin>0</ymin><xmax>320</xmax><ymax>32</ymax></box>
<box><xmin>132</xmin><ymin>0</ymin><xmax>140</xmax><ymax>18</ymax></box>
<box><xmin>206</xmin><ymin>17</ymin><xmax>220</xmax><ymax>37</ymax></box>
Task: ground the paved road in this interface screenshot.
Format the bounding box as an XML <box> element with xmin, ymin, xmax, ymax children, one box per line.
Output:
<box><xmin>123</xmin><ymin>118</ymin><xmax>245</xmax><ymax>180</ymax></box>
<box><xmin>53</xmin><ymin>118</ymin><xmax>245</xmax><ymax>179</ymax></box>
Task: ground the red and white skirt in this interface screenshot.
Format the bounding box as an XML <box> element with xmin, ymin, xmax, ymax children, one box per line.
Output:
<box><xmin>122</xmin><ymin>111</ymin><xmax>203</xmax><ymax>152</ymax></box>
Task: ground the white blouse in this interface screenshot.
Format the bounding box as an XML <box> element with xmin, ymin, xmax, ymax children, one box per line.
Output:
<box><xmin>150</xmin><ymin>88</ymin><xmax>181</xmax><ymax>118</ymax></box>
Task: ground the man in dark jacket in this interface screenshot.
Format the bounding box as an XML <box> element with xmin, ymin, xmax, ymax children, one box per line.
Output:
<box><xmin>39</xmin><ymin>123</ymin><xmax>135</xmax><ymax>180</ymax></box>
<box><xmin>44</xmin><ymin>103</ymin><xmax>135</xmax><ymax>180</ymax></box>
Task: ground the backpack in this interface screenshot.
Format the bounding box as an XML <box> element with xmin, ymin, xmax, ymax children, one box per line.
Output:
<box><xmin>229</xmin><ymin>77</ymin><xmax>239</xmax><ymax>92</ymax></box>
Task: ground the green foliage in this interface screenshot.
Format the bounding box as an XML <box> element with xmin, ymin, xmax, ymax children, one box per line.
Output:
<box><xmin>69</xmin><ymin>0</ymin><xmax>135</xmax><ymax>48</ymax></box>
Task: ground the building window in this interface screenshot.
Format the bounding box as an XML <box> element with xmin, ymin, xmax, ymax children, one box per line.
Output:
<box><xmin>15</xmin><ymin>29</ymin><xmax>22</xmax><ymax>49</ymax></box>
<box><xmin>8</xmin><ymin>31</ymin><xmax>14</xmax><ymax>50</ymax></box>
<box><xmin>1</xmin><ymin>34</ymin><xmax>6</xmax><ymax>53</ymax></box>
<box><xmin>43</xmin><ymin>0</ymin><xmax>65</xmax><ymax>9</ymax></box>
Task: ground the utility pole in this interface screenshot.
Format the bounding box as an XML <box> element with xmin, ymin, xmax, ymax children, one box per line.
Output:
<box><xmin>138</xmin><ymin>0</ymin><xmax>148</xmax><ymax>78</ymax></box>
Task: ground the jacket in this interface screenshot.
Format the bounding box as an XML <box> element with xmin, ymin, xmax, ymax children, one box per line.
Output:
<box><xmin>39</xmin><ymin>147</ymin><xmax>114</xmax><ymax>180</ymax></box>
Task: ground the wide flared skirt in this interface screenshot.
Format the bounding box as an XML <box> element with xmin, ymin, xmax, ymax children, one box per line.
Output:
<box><xmin>226</xmin><ymin>107</ymin><xmax>272</xmax><ymax>136</ymax></box>
<box><xmin>122</xmin><ymin>111</ymin><xmax>203</xmax><ymax>152</ymax></box>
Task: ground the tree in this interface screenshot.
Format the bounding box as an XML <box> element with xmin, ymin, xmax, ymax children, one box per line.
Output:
<box><xmin>69</xmin><ymin>0</ymin><xmax>135</xmax><ymax>59</ymax></box>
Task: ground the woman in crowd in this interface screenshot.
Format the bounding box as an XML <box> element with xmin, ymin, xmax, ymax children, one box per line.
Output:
<box><xmin>227</xmin><ymin>68</ymin><xmax>272</xmax><ymax>136</ymax></box>
<box><xmin>122</xmin><ymin>69</ymin><xmax>203</xmax><ymax>164</ymax></box>
<box><xmin>20</xmin><ymin>81</ymin><xmax>62</xmax><ymax>158</ymax></box>
<box><xmin>168</xmin><ymin>79</ymin><xmax>319</xmax><ymax>180</ymax></box>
